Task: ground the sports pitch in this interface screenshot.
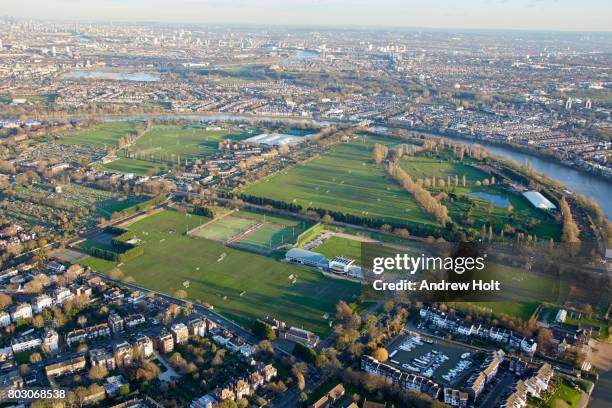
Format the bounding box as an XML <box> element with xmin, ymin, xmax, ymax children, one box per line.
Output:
<box><xmin>191</xmin><ymin>210</ymin><xmax>308</xmax><ymax>251</ymax></box>
<box><xmin>192</xmin><ymin>215</ymin><xmax>257</xmax><ymax>241</ymax></box>
<box><xmin>233</xmin><ymin>223</ymin><xmax>298</xmax><ymax>250</ymax></box>
<box><xmin>64</xmin><ymin>123</ymin><xmax>254</xmax><ymax>175</ymax></box>
<box><xmin>242</xmin><ymin>135</ymin><xmax>434</xmax><ymax>227</ymax></box>
<box><xmin>60</xmin><ymin>121</ymin><xmax>139</xmax><ymax>147</ymax></box>
<box><xmin>82</xmin><ymin>209</ymin><xmax>354</xmax><ymax>334</ymax></box>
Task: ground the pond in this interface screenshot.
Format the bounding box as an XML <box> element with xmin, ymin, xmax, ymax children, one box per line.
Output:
<box><xmin>469</xmin><ymin>191</ymin><xmax>511</xmax><ymax>207</ymax></box>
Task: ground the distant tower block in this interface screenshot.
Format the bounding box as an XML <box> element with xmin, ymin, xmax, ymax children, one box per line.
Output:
<box><xmin>585</xmin><ymin>99</ymin><xmax>592</xmax><ymax>109</ymax></box>
<box><xmin>565</xmin><ymin>97</ymin><xmax>572</xmax><ymax>111</ymax></box>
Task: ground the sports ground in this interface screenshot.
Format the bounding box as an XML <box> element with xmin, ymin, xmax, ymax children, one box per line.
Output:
<box><xmin>100</xmin><ymin>124</ymin><xmax>250</xmax><ymax>175</ymax></box>
<box><xmin>191</xmin><ymin>210</ymin><xmax>308</xmax><ymax>251</ymax></box>
<box><xmin>60</xmin><ymin>121</ymin><xmax>139</xmax><ymax>147</ymax></box>
<box><xmin>243</xmin><ymin>135</ymin><xmax>560</xmax><ymax>240</ymax></box>
<box><xmin>82</xmin><ymin>209</ymin><xmax>356</xmax><ymax>334</ymax></box>
<box><xmin>398</xmin><ymin>156</ymin><xmax>561</xmax><ymax>240</ymax></box>
<box><xmin>243</xmin><ymin>135</ymin><xmax>435</xmax><ymax>227</ymax></box>
<box><xmin>61</xmin><ymin>122</ymin><xmax>251</xmax><ymax>175</ymax></box>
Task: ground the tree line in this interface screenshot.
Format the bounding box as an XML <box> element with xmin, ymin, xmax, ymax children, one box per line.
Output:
<box><xmin>559</xmin><ymin>197</ymin><xmax>580</xmax><ymax>243</ymax></box>
<box><xmin>384</xmin><ymin>160</ymin><xmax>451</xmax><ymax>226</ymax></box>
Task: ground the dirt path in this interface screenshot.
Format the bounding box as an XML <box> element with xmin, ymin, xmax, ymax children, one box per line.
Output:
<box><xmin>116</xmin><ymin>206</ymin><xmax>165</xmax><ymax>228</ymax></box>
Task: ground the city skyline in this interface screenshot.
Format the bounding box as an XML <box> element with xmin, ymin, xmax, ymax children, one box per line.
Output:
<box><xmin>2</xmin><ymin>0</ymin><xmax>612</xmax><ymax>32</ymax></box>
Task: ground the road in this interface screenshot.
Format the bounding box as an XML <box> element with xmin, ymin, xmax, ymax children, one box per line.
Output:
<box><xmin>589</xmin><ymin>340</ymin><xmax>612</xmax><ymax>408</ymax></box>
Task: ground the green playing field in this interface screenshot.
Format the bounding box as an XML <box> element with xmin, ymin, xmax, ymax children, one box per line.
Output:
<box><xmin>82</xmin><ymin>209</ymin><xmax>359</xmax><ymax>334</ymax></box>
<box><xmin>191</xmin><ymin>215</ymin><xmax>258</xmax><ymax>241</ymax></box>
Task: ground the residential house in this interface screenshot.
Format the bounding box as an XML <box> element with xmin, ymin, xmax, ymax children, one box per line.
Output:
<box><xmin>282</xmin><ymin>327</ymin><xmax>319</xmax><ymax>348</ymax></box>
<box><xmin>234</xmin><ymin>379</ymin><xmax>251</xmax><ymax>400</ymax></box>
<box><xmin>464</xmin><ymin>372</ymin><xmax>486</xmax><ymax>400</ymax></box>
<box><xmin>482</xmin><ymin>352</ymin><xmax>501</xmax><ymax>383</ymax></box>
<box><xmin>262</xmin><ymin>364</ymin><xmax>277</xmax><ymax>382</ymax></box>
<box><xmin>216</xmin><ymin>386</ymin><xmax>235</xmax><ymax>401</ymax></box>
<box><xmin>113</xmin><ymin>342</ymin><xmax>133</xmax><ymax>367</ymax></box>
<box><xmin>104</xmin><ymin>375</ymin><xmax>128</xmax><ymax>396</ymax></box>
<box><xmin>0</xmin><ymin>311</ymin><xmax>11</xmax><ymax>327</ymax></box>
<box><xmin>189</xmin><ymin>318</ymin><xmax>207</xmax><ymax>337</ymax></box>
<box><xmin>86</xmin><ymin>323</ymin><xmax>111</xmax><ymax>340</ymax></box>
<box><xmin>45</xmin><ymin>356</ymin><xmax>86</xmax><ymax>377</ymax></box>
<box><xmin>124</xmin><ymin>314</ymin><xmax>146</xmax><ymax>329</ymax></box>
<box><xmin>10</xmin><ymin>303</ymin><xmax>32</xmax><ymax>321</ymax></box>
<box><xmin>134</xmin><ymin>335</ymin><xmax>154</xmax><ymax>359</ymax></box>
<box><xmin>42</xmin><ymin>329</ymin><xmax>59</xmax><ymax>352</ymax></box>
<box><xmin>90</xmin><ymin>348</ymin><xmax>116</xmax><ymax>371</ymax></box>
<box><xmin>11</xmin><ymin>334</ymin><xmax>42</xmax><ymax>353</ymax></box>
<box><xmin>361</xmin><ymin>356</ymin><xmax>440</xmax><ymax>400</ymax></box>
<box><xmin>171</xmin><ymin>323</ymin><xmax>189</xmax><ymax>345</ymax></box>
<box><xmin>108</xmin><ymin>313</ymin><xmax>124</xmax><ymax>333</ymax></box>
<box><xmin>444</xmin><ymin>388</ymin><xmax>469</xmax><ymax>407</ymax></box>
<box><xmin>158</xmin><ymin>330</ymin><xmax>174</xmax><ymax>353</ymax></box>
<box><xmin>310</xmin><ymin>384</ymin><xmax>345</xmax><ymax>408</ymax></box>
<box><xmin>66</xmin><ymin>329</ymin><xmax>88</xmax><ymax>347</ymax></box>
<box><xmin>54</xmin><ymin>287</ymin><xmax>74</xmax><ymax>305</ymax></box>
<box><xmin>249</xmin><ymin>371</ymin><xmax>264</xmax><ymax>390</ymax></box>
<box><xmin>33</xmin><ymin>294</ymin><xmax>53</xmax><ymax>313</ymax></box>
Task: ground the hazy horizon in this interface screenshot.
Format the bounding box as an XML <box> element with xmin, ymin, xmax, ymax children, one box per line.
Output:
<box><xmin>2</xmin><ymin>0</ymin><xmax>612</xmax><ymax>32</ymax></box>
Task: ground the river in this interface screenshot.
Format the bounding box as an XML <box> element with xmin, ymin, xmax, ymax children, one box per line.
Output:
<box><xmin>445</xmin><ymin>138</ymin><xmax>612</xmax><ymax>219</ymax></box>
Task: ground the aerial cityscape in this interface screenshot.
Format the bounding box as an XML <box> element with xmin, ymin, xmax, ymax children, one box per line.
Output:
<box><xmin>0</xmin><ymin>1</ymin><xmax>610</xmax><ymax>408</ymax></box>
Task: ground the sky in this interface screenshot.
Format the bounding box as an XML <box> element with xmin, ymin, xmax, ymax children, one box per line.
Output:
<box><xmin>2</xmin><ymin>0</ymin><xmax>611</xmax><ymax>32</ymax></box>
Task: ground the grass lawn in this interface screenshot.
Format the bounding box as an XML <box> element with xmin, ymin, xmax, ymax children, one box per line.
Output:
<box><xmin>121</xmin><ymin>125</ymin><xmax>249</xmax><ymax>164</ymax></box>
<box><xmin>99</xmin><ymin>157</ymin><xmax>169</xmax><ymax>176</ymax></box>
<box><xmin>476</xmin><ymin>302</ymin><xmax>539</xmax><ymax>322</ymax></box>
<box><xmin>242</xmin><ymin>135</ymin><xmax>433</xmax><ymax>227</ymax></box>
<box><xmin>234</xmin><ymin>223</ymin><xmax>297</xmax><ymax>249</ymax></box>
<box><xmin>314</xmin><ymin>236</ymin><xmax>363</xmax><ymax>263</ymax></box>
<box><xmin>398</xmin><ymin>155</ymin><xmax>561</xmax><ymax>240</ymax></box>
<box><xmin>97</xmin><ymin>124</ymin><xmax>250</xmax><ymax>175</ymax></box>
<box><xmin>450</xmin><ymin>301</ymin><xmax>539</xmax><ymax>322</ymax></box>
<box><xmin>60</xmin><ymin>122</ymin><xmax>138</xmax><ymax>147</ymax></box>
<box><xmin>0</xmin><ymin>94</ymin><xmax>56</xmax><ymax>104</ymax></box>
<box><xmin>544</xmin><ymin>379</ymin><xmax>582</xmax><ymax>408</ymax></box>
<box><xmin>234</xmin><ymin>209</ymin><xmax>304</xmax><ymax>227</ymax></box>
<box><xmin>82</xmin><ymin>209</ymin><xmax>359</xmax><ymax>334</ymax></box>
<box><xmin>192</xmin><ymin>215</ymin><xmax>257</xmax><ymax>241</ymax></box>
<box><xmin>95</xmin><ymin>195</ymin><xmax>150</xmax><ymax>215</ymax></box>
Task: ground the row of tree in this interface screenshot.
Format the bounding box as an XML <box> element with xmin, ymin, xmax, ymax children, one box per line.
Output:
<box><xmin>559</xmin><ymin>197</ymin><xmax>580</xmax><ymax>243</ymax></box>
<box><xmin>384</xmin><ymin>161</ymin><xmax>451</xmax><ymax>225</ymax></box>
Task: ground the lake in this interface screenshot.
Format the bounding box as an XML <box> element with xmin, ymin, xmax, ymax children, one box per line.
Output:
<box><xmin>281</xmin><ymin>50</ymin><xmax>320</xmax><ymax>65</ymax></box>
<box><xmin>63</xmin><ymin>71</ymin><xmax>160</xmax><ymax>82</ymax></box>
<box><xmin>469</xmin><ymin>192</ymin><xmax>511</xmax><ymax>207</ymax></box>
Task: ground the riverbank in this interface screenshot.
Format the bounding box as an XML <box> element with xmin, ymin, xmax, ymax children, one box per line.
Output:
<box><xmin>387</xmin><ymin>124</ymin><xmax>612</xmax><ymax>184</ymax></box>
